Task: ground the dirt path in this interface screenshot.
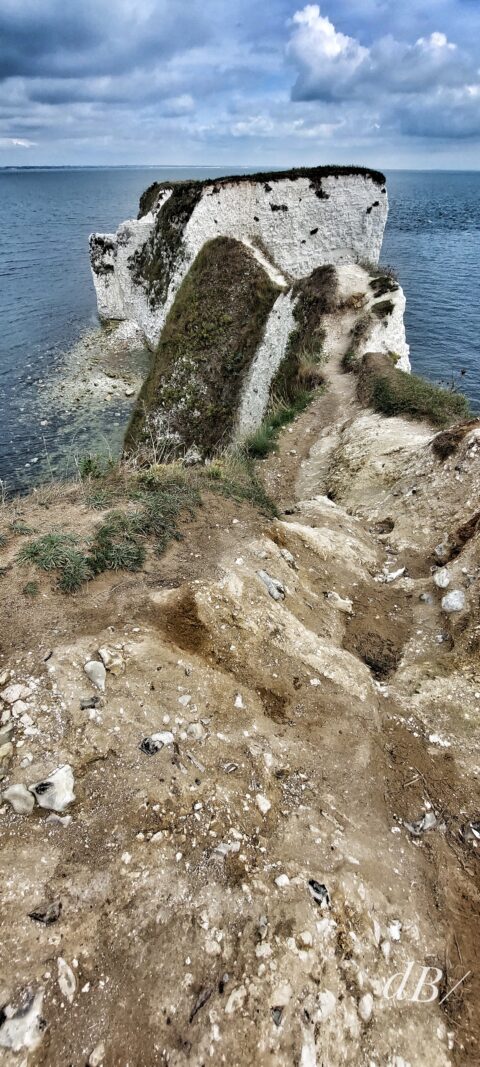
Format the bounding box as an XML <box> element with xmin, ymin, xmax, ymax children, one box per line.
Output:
<box><xmin>0</xmin><ymin>274</ymin><xmax>479</xmax><ymax>1066</ymax></box>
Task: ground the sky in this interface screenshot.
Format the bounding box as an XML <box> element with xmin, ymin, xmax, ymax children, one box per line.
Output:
<box><xmin>0</xmin><ymin>0</ymin><xmax>480</xmax><ymax>168</ymax></box>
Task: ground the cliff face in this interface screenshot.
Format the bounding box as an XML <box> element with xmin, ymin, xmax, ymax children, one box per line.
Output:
<box><xmin>90</xmin><ymin>167</ymin><xmax>388</xmax><ymax>349</ymax></box>
<box><xmin>90</xmin><ymin>167</ymin><xmax>410</xmax><ymax>459</ymax></box>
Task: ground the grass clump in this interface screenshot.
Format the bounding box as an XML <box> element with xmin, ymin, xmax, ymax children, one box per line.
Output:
<box><xmin>342</xmin><ymin>313</ymin><xmax>373</xmax><ymax>373</ymax></box>
<box><xmin>17</xmin><ymin>469</ymin><xmax>203</xmax><ymax>593</ymax></box>
<box><xmin>23</xmin><ymin>580</ymin><xmax>39</xmax><ymax>598</ymax></box>
<box><xmin>77</xmin><ymin>453</ymin><xmax>114</xmax><ymax>481</ymax></box>
<box><xmin>18</xmin><ymin>532</ymin><xmax>80</xmax><ymax>571</ymax></box>
<box><xmin>358</xmin><ymin>353</ymin><xmax>471</xmax><ymax>429</ymax></box>
<box><xmin>204</xmin><ymin>454</ymin><xmax>278</xmax><ymax>517</ymax></box>
<box><xmin>370</xmin><ymin>275</ymin><xmax>399</xmax><ymax>298</ymax></box>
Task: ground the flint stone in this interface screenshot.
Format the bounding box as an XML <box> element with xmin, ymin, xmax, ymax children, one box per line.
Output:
<box><xmin>442</xmin><ymin>589</ymin><xmax>466</xmax><ymax>613</ymax></box>
<box><xmin>3</xmin><ymin>783</ymin><xmax>35</xmax><ymax>814</ymax></box>
<box><xmin>84</xmin><ymin>660</ymin><xmax>106</xmax><ymax>691</ymax></box>
<box><xmin>30</xmin><ymin>764</ymin><xmax>75</xmax><ymax>812</ymax></box>
<box><xmin>0</xmin><ymin>990</ymin><xmax>45</xmax><ymax>1052</ymax></box>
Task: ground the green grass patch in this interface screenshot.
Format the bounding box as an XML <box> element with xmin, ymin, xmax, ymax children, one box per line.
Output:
<box><xmin>358</xmin><ymin>353</ymin><xmax>471</xmax><ymax>428</ymax></box>
<box><xmin>341</xmin><ymin>313</ymin><xmax>373</xmax><ymax>373</ymax></box>
<box><xmin>17</xmin><ymin>470</ymin><xmax>203</xmax><ymax>593</ymax></box>
<box><xmin>23</xmin><ymin>580</ymin><xmax>39</xmax><ymax>598</ymax></box>
<box><xmin>204</xmin><ymin>455</ymin><xmax>278</xmax><ymax>517</ymax></box>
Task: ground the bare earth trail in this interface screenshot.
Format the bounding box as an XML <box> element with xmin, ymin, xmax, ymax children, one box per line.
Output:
<box><xmin>0</xmin><ymin>269</ymin><xmax>479</xmax><ymax>1066</ymax></box>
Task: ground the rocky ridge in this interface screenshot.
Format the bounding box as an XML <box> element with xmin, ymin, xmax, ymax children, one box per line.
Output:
<box><xmin>0</xmin><ymin>264</ymin><xmax>479</xmax><ymax>1066</ymax></box>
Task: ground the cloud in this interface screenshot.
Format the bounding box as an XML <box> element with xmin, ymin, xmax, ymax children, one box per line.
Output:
<box><xmin>0</xmin><ymin>0</ymin><xmax>479</xmax><ymax>165</ymax></box>
<box><xmin>0</xmin><ymin>135</ymin><xmax>35</xmax><ymax>146</ymax></box>
<box><xmin>287</xmin><ymin>4</ymin><xmax>480</xmax><ymax>139</ymax></box>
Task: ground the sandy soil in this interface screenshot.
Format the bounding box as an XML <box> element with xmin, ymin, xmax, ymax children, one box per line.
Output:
<box><xmin>0</xmin><ymin>271</ymin><xmax>479</xmax><ymax>1066</ymax></box>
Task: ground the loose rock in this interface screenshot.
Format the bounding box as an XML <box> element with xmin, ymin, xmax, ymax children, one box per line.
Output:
<box><xmin>257</xmin><ymin>570</ymin><xmax>286</xmax><ymax>601</ymax></box>
<box><xmin>442</xmin><ymin>589</ymin><xmax>465</xmax><ymax>613</ymax></box>
<box><xmin>433</xmin><ymin>568</ymin><xmax>450</xmax><ymax>590</ymax></box>
<box><xmin>98</xmin><ymin>647</ymin><xmax>125</xmax><ymax>675</ymax></box>
<box><xmin>308</xmin><ymin>879</ymin><xmax>330</xmax><ymax>907</ymax></box>
<box><xmin>57</xmin><ymin>957</ymin><xmax>76</xmax><ymax>1003</ymax></box>
<box><xmin>30</xmin><ymin>764</ymin><xmax>75</xmax><ymax>812</ymax></box>
<box><xmin>29</xmin><ymin>900</ymin><xmax>62</xmax><ymax>925</ymax></box>
<box><xmin>140</xmin><ymin>731</ymin><xmax>174</xmax><ymax>755</ymax></box>
<box><xmin>0</xmin><ymin>990</ymin><xmax>45</xmax><ymax>1052</ymax></box>
<box><xmin>84</xmin><ymin>660</ymin><xmax>106</xmax><ymax>691</ymax></box>
<box><xmin>3</xmin><ymin>783</ymin><xmax>35</xmax><ymax>814</ymax></box>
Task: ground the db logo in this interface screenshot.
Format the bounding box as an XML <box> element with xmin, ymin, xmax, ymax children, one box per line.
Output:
<box><xmin>383</xmin><ymin>962</ymin><xmax>471</xmax><ymax>1005</ymax></box>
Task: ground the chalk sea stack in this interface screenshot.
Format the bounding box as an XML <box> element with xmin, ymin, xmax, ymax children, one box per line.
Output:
<box><xmin>90</xmin><ymin>166</ymin><xmax>409</xmax><ymax>458</ymax></box>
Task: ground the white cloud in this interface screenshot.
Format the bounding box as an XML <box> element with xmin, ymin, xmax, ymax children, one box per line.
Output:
<box><xmin>288</xmin><ymin>4</ymin><xmax>479</xmax><ymax>139</ymax></box>
<box><xmin>0</xmin><ymin>136</ymin><xmax>36</xmax><ymax>146</ymax></box>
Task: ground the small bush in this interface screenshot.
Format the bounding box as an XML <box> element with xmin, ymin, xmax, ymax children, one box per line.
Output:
<box><xmin>77</xmin><ymin>453</ymin><xmax>114</xmax><ymax>481</ymax></box>
<box><xmin>371</xmin><ymin>299</ymin><xmax>395</xmax><ymax>319</ymax></box>
<box><xmin>370</xmin><ymin>275</ymin><xmax>399</xmax><ymax>298</ymax></box>
<box><xmin>358</xmin><ymin>353</ymin><xmax>471</xmax><ymax>428</ymax></box>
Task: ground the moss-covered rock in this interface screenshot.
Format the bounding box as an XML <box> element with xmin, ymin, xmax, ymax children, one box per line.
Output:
<box><xmin>357</xmin><ymin>352</ymin><xmax>471</xmax><ymax>428</ymax></box>
<box><xmin>125</xmin><ymin>237</ymin><xmax>279</xmax><ymax>457</ymax></box>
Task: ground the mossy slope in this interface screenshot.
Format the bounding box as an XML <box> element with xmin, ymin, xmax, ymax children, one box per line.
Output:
<box><xmin>126</xmin><ymin>237</ymin><xmax>279</xmax><ymax>457</ymax></box>
<box><xmin>358</xmin><ymin>352</ymin><xmax>470</xmax><ymax>428</ymax></box>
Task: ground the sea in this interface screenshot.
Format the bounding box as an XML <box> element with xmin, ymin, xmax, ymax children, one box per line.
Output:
<box><xmin>0</xmin><ymin>166</ymin><xmax>479</xmax><ymax>493</ymax></box>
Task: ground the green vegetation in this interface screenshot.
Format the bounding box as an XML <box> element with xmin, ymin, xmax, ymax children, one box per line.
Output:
<box><xmin>126</xmin><ymin>237</ymin><xmax>279</xmax><ymax>458</ymax></box>
<box><xmin>205</xmin><ymin>454</ymin><xmax>278</xmax><ymax>516</ymax></box>
<box><xmin>272</xmin><ymin>265</ymin><xmax>336</xmax><ymax>403</ymax></box>
<box><xmin>23</xmin><ymin>580</ymin><xmax>39</xmax><ymax>597</ymax></box>
<box><xmin>371</xmin><ymin>298</ymin><xmax>395</xmax><ymax>319</ymax></box>
<box><xmin>357</xmin><ymin>353</ymin><xmax>471</xmax><ymax>428</ymax></box>
<box><xmin>341</xmin><ymin>313</ymin><xmax>373</xmax><ymax>373</ymax></box>
<box><xmin>17</xmin><ymin>470</ymin><xmax>202</xmax><ymax>594</ymax></box>
<box><xmin>370</xmin><ymin>275</ymin><xmax>399</xmax><ymax>298</ymax></box>
<box><xmin>77</xmin><ymin>453</ymin><xmax>114</xmax><ymax>481</ymax></box>
<box><xmin>132</xmin><ymin>182</ymin><xmax>203</xmax><ymax>306</ymax></box>
<box><xmin>242</xmin><ymin>392</ymin><xmax>312</xmax><ymax>460</ymax></box>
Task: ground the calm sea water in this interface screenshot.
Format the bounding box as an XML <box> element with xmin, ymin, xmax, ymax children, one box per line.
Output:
<box><xmin>0</xmin><ymin>167</ymin><xmax>479</xmax><ymax>492</ymax></box>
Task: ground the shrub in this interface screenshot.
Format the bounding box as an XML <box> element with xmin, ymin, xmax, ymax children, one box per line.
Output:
<box><xmin>371</xmin><ymin>299</ymin><xmax>395</xmax><ymax>319</ymax></box>
<box><xmin>77</xmin><ymin>453</ymin><xmax>114</xmax><ymax>481</ymax></box>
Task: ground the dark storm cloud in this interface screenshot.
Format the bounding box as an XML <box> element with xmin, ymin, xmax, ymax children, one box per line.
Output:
<box><xmin>0</xmin><ymin>0</ymin><xmax>209</xmax><ymax>80</ymax></box>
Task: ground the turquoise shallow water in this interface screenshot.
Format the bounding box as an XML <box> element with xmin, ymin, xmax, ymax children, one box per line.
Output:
<box><xmin>0</xmin><ymin>166</ymin><xmax>479</xmax><ymax>491</ymax></box>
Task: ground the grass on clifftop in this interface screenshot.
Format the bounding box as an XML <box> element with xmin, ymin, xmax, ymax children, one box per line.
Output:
<box><xmin>357</xmin><ymin>352</ymin><xmax>471</xmax><ymax>428</ymax></box>
<box><xmin>14</xmin><ymin>453</ymin><xmax>278</xmax><ymax>594</ymax></box>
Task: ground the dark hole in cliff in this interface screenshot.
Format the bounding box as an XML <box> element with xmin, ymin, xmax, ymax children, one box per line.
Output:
<box><xmin>257</xmin><ymin>686</ymin><xmax>289</xmax><ymax>723</ymax></box>
<box><xmin>348</xmin><ymin>631</ymin><xmax>402</xmax><ymax>679</ymax></box>
<box><xmin>270</xmin><ymin>203</ymin><xmax>288</xmax><ymax>212</ymax></box>
<box><xmin>447</xmin><ymin>510</ymin><xmax>480</xmax><ymax>562</ymax></box>
<box><xmin>310</xmin><ymin>227</ymin><xmax>319</xmax><ymax>235</ymax></box>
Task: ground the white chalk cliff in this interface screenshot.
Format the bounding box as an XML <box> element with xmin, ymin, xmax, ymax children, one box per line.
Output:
<box><xmin>90</xmin><ymin>167</ymin><xmax>410</xmax><ymax>446</ymax></box>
